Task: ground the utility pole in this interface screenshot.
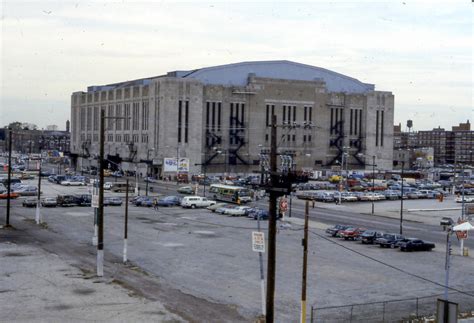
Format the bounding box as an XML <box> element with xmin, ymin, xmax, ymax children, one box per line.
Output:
<box><xmin>444</xmin><ymin>227</ymin><xmax>452</xmax><ymax>300</ymax></box>
<box><xmin>460</xmin><ymin>163</ymin><xmax>465</xmax><ymax>255</ymax></box>
<box><xmin>266</xmin><ymin>114</ymin><xmax>278</xmax><ymax>322</ymax></box>
<box><xmin>257</xmin><ymin>211</ymin><xmax>265</xmax><ymax>317</ymax></box>
<box><xmin>97</xmin><ymin>108</ymin><xmax>105</xmax><ymax>277</ymax></box>
<box><xmin>400</xmin><ymin>161</ymin><xmax>404</xmax><ymax>235</ymax></box>
<box><xmin>5</xmin><ymin>129</ymin><xmax>12</xmax><ymax>227</ymax></box>
<box><xmin>301</xmin><ymin>201</ymin><xmax>309</xmax><ymax>323</ymax></box>
<box><xmin>36</xmin><ymin>157</ymin><xmax>42</xmax><ymax>224</ymax></box>
<box><xmin>123</xmin><ymin>178</ymin><xmax>129</xmax><ymax>263</ymax></box>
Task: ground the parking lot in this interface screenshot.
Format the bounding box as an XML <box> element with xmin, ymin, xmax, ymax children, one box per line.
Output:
<box><xmin>2</xmin><ymin>178</ymin><xmax>474</xmax><ymax>322</ymax></box>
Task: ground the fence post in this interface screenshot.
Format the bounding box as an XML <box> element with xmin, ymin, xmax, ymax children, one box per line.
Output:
<box><xmin>382</xmin><ymin>302</ymin><xmax>386</xmax><ymax>323</ymax></box>
<box><xmin>416</xmin><ymin>298</ymin><xmax>419</xmax><ymax>318</ymax></box>
<box><xmin>349</xmin><ymin>305</ymin><xmax>353</xmax><ymax>323</ymax></box>
<box><xmin>310</xmin><ymin>306</ymin><xmax>313</xmax><ymax>323</ymax></box>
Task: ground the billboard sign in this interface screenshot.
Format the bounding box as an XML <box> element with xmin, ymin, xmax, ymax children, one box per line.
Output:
<box><xmin>163</xmin><ymin>158</ymin><xmax>189</xmax><ymax>172</ymax></box>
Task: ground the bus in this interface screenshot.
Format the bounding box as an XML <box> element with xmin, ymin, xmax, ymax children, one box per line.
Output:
<box><xmin>208</xmin><ymin>184</ymin><xmax>252</xmax><ymax>204</ymax></box>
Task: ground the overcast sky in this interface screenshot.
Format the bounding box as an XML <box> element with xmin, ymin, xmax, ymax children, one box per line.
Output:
<box><xmin>1</xmin><ymin>0</ymin><xmax>472</xmax><ymax>131</ymax></box>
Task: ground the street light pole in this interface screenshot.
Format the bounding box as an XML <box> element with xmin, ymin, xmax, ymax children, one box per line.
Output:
<box><xmin>371</xmin><ymin>155</ymin><xmax>375</xmax><ymax>215</ymax></box>
<box><xmin>400</xmin><ymin>161</ymin><xmax>405</xmax><ymax>235</ymax></box>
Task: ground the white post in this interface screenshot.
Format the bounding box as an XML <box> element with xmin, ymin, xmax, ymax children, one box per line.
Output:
<box><xmin>93</xmin><ymin>222</ymin><xmax>98</xmax><ymax>246</ymax></box>
<box><xmin>123</xmin><ymin>238</ymin><xmax>128</xmax><ymax>263</ymax></box>
<box><xmin>97</xmin><ymin>249</ymin><xmax>104</xmax><ymax>277</ymax></box>
<box><xmin>35</xmin><ymin>201</ymin><xmax>41</xmax><ymax>224</ymax></box>
<box><xmin>135</xmin><ymin>164</ymin><xmax>139</xmax><ymax>196</ymax></box>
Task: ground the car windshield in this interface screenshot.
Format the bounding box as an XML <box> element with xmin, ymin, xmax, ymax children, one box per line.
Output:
<box><xmin>383</xmin><ymin>234</ymin><xmax>395</xmax><ymax>239</ymax></box>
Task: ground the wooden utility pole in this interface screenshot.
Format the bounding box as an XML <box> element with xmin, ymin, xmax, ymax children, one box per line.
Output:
<box><xmin>301</xmin><ymin>201</ymin><xmax>309</xmax><ymax>323</ymax></box>
<box><xmin>36</xmin><ymin>157</ymin><xmax>42</xmax><ymax>224</ymax></box>
<box><xmin>97</xmin><ymin>108</ymin><xmax>105</xmax><ymax>277</ymax></box>
<box><xmin>266</xmin><ymin>115</ymin><xmax>278</xmax><ymax>322</ymax></box>
<box><xmin>5</xmin><ymin>129</ymin><xmax>12</xmax><ymax>227</ymax></box>
<box><xmin>123</xmin><ymin>179</ymin><xmax>129</xmax><ymax>263</ymax></box>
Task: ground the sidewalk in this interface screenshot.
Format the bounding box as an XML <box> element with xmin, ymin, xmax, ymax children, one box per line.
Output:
<box><xmin>0</xmin><ymin>230</ymin><xmax>182</xmax><ymax>322</ymax></box>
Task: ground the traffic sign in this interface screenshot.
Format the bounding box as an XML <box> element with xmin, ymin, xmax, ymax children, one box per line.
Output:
<box><xmin>252</xmin><ymin>232</ymin><xmax>265</xmax><ymax>253</ymax></box>
<box><xmin>91</xmin><ymin>195</ymin><xmax>99</xmax><ymax>208</ymax></box>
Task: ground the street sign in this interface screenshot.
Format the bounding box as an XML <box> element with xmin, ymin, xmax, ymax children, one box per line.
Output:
<box><xmin>252</xmin><ymin>232</ymin><xmax>265</xmax><ymax>253</ymax></box>
<box><xmin>91</xmin><ymin>195</ymin><xmax>99</xmax><ymax>208</ymax></box>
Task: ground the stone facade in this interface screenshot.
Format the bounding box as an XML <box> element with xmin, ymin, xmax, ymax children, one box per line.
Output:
<box><xmin>70</xmin><ymin>61</ymin><xmax>394</xmax><ymax>176</ymax></box>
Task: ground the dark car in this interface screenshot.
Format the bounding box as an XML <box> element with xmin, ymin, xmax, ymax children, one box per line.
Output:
<box><xmin>246</xmin><ymin>207</ymin><xmax>269</xmax><ymax>220</ymax></box>
<box><xmin>339</xmin><ymin>227</ymin><xmax>366</xmax><ymax>240</ymax></box>
<box><xmin>157</xmin><ymin>196</ymin><xmax>181</xmax><ymax>207</ymax></box>
<box><xmin>375</xmin><ymin>233</ymin><xmax>405</xmax><ymax>248</ymax></box>
<box><xmin>360</xmin><ymin>230</ymin><xmax>384</xmax><ymax>244</ymax></box>
<box><xmin>398</xmin><ymin>239</ymin><xmax>435</xmax><ymax>252</ymax></box>
<box><xmin>440</xmin><ymin>217</ymin><xmax>454</xmax><ymax>227</ymax></box>
<box><xmin>75</xmin><ymin>194</ymin><xmax>92</xmax><ymax>206</ymax></box>
<box><xmin>57</xmin><ymin>195</ymin><xmax>81</xmax><ymax>207</ymax></box>
<box><xmin>136</xmin><ymin>197</ymin><xmax>153</xmax><ymax>207</ymax></box>
<box><xmin>22</xmin><ymin>198</ymin><xmax>38</xmax><ymax>207</ymax></box>
<box><xmin>326</xmin><ymin>224</ymin><xmax>351</xmax><ymax>237</ymax></box>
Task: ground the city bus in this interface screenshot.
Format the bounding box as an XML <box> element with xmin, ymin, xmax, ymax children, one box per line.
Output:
<box><xmin>208</xmin><ymin>184</ymin><xmax>252</xmax><ymax>204</ymax></box>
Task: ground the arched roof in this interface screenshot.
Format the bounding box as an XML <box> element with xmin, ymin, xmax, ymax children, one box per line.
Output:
<box><xmin>180</xmin><ymin>60</ymin><xmax>374</xmax><ymax>93</ymax></box>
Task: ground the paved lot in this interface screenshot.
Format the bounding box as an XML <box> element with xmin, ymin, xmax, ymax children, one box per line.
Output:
<box><xmin>1</xmin><ymin>179</ymin><xmax>474</xmax><ymax>322</ymax></box>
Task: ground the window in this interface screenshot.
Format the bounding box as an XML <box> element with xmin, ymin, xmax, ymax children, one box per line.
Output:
<box><xmin>115</xmin><ymin>134</ymin><xmax>121</xmax><ymax>142</ymax></box>
<box><xmin>142</xmin><ymin>101</ymin><xmax>149</xmax><ymax>130</ymax></box>
<box><xmin>93</xmin><ymin>107</ymin><xmax>99</xmax><ymax>131</ymax></box>
<box><xmin>381</xmin><ymin>110</ymin><xmax>384</xmax><ymax>146</ymax></box>
<box><xmin>93</xmin><ymin>134</ymin><xmax>98</xmax><ymax>142</ymax></box>
<box><xmin>178</xmin><ymin>100</ymin><xmax>182</xmax><ymax>143</ymax></box>
<box><xmin>80</xmin><ymin>108</ymin><xmax>86</xmax><ymax>131</ymax></box>
<box><xmin>376</xmin><ymin>110</ymin><xmax>379</xmax><ymax>146</ymax></box>
<box><xmin>132</xmin><ymin>102</ymin><xmax>139</xmax><ymax>130</ymax></box>
<box><xmin>283</xmin><ymin>105</ymin><xmax>286</xmax><ymax>123</ymax></box>
<box><xmin>86</xmin><ymin>107</ymin><xmax>92</xmax><ymax>131</ymax></box>
<box><xmin>185</xmin><ymin>100</ymin><xmax>189</xmax><ymax>143</ymax></box>
<box><xmin>132</xmin><ymin>134</ymin><xmax>139</xmax><ymax>143</ymax></box>
<box><xmin>124</xmin><ymin>104</ymin><xmax>130</xmax><ymax>130</ymax></box>
<box><xmin>107</xmin><ymin>134</ymin><xmax>114</xmax><ymax>142</ymax></box>
<box><xmin>124</xmin><ymin>134</ymin><xmax>130</xmax><ymax>143</ymax></box>
<box><xmin>141</xmin><ymin>134</ymin><xmax>148</xmax><ymax>143</ymax></box>
<box><xmin>115</xmin><ymin>104</ymin><xmax>122</xmax><ymax>130</ymax></box>
<box><xmin>107</xmin><ymin>105</ymin><xmax>114</xmax><ymax>130</ymax></box>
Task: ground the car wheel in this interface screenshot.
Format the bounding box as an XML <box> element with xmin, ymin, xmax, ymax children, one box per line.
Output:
<box><xmin>191</xmin><ymin>204</ymin><xmax>196</xmax><ymax>209</ymax></box>
<box><xmin>390</xmin><ymin>244</ymin><xmax>395</xmax><ymax>249</ymax></box>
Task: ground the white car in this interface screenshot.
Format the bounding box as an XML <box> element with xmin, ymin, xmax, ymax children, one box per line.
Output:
<box><xmin>181</xmin><ymin>196</ymin><xmax>216</xmax><ymax>208</ymax></box>
<box><xmin>104</xmin><ymin>182</ymin><xmax>113</xmax><ymax>190</ymax></box>
<box><xmin>456</xmin><ymin>196</ymin><xmax>474</xmax><ymax>203</ymax></box>
<box><xmin>225</xmin><ymin>206</ymin><xmax>252</xmax><ymax>216</ymax></box>
<box><xmin>60</xmin><ymin>180</ymin><xmax>85</xmax><ymax>186</ymax></box>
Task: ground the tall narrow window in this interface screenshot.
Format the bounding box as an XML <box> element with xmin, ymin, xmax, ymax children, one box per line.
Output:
<box><xmin>358</xmin><ymin>110</ymin><xmax>362</xmax><ymax>136</ymax></box>
<box><xmin>293</xmin><ymin>105</ymin><xmax>296</xmax><ymax>122</ymax></box>
<box><xmin>381</xmin><ymin>110</ymin><xmax>384</xmax><ymax>146</ymax></box>
<box><xmin>349</xmin><ymin>109</ymin><xmax>353</xmax><ymax>135</ymax></box>
<box><xmin>354</xmin><ymin>110</ymin><xmax>358</xmax><ymax>135</ymax></box>
<box><xmin>330</xmin><ymin>108</ymin><xmax>334</xmax><ymax>134</ymax></box>
<box><xmin>283</xmin><ymin>105</ymin><xmax>286</xmax><ymax>123</ymax></box>
<box><xmin>178</xmin><ymin>100</ymin><xmax>182</xmax><ymax>143</ymax></box>
<box><xmin>206</xmin><ymin>102</ymin><xmax>210</xmax><ymax>129</ymax></box>
<box><xmin>309</xmin><ymin>107</ymin><xmax>312</xmax><ymax>122</ymax></box>
<box><xmin>271</xmin><ymin>105</ymin><xmax>275</xmax><ymax>124</ymax></box>
<box><xmin>235</xmin><ymin>103</ymin><xmax>239</xmax><ymax>125</ymax></box>
<box><xmin>108</xmin><ymin>105</ymin><xmax>114</xmax><ymax>130</ymax></box>
<box><xmin>93</xmin><ymin>107</ymin><xmax>99</xmax><ymax>131</ymax></box>
<box><xmin>376</xmin><ymin>110</ymin><xmax>379</xmax><ymax>146</ymax></box>
<box><xmin>124</xmin><ymin>104</ymin><xmax>130</xmax><ymax>130</ymax></box>
<box><xmin>142</xmin><ymin>101</ymin><xmax>149</xmax><ymax>130</ymax></box>
<box><xmin>287</xmin><ymin>106</ymin><xmax>291</xmax><ymax>123</ymax></box>
<box><xmin>304</xmin><ymin>106</ymin><xmax>307</xmax><ymax>121</ymax></box>
<box><xmin>241</xmin><ymin>103</ymin><xmax>244</xmax><ymax>125</ymax></box>
<box><xmin>185</xmin><ymin>101</ymin><xmax>189</xmax><ymax>143</ymax></box>
<box><xmin>217</xmin><ymin>102</ymin><xmax>221</xmax><ymax>132</ymax></box>
<box><xmin>116</xmin><ymin>104</ymin><xmax>122</xmax><ymax>130</ymax></box>
<box><xmin>87</xmin><ymin>107</ymin><xmax>92</xmax><ymax>131</ymax></box>
<box><xmin>211</xmin><ymin>102</ymin><xmax>216</xmax><ymax>131</ymax></box>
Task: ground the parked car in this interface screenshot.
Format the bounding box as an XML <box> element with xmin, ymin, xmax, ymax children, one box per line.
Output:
<box><xmin>14</xmin><ymin>186</ymin><xmax>38</xmax><ymax>196</ymax></box>
<box><xmin>360</xmin><ymin>230</ymin><xmax>384</xmax><ymax>244</ymax></box>
<box><xmin>246</xmin><ymin>207</ymin><xmax>269</xmax><ymax>220</ymax></box>
<box><xmin>41</xmin><ymin>197</ymin><xmax>57</xmax><ymax>207</ymax></box>
<box><xmin>61</xmin><ymin>180</ymin><xmax>85</xmax><ymax>186</ymax></box>
<box><xmin>135</xmin><ymin>197</ymin><xmax>154</xmax><ymax>207</ymax></box>
<box><xmin>440</xmin><ymin>217</ymin><xmax>454</xmax><ymax>226</ymax></box>
<box><xmin>215</xmin><ymin>204</ymin><xmax>238</xmax><ymax>214</ymax></box>
<box><xmin>177</xmin><ymin>186</ymin><xmax>194</xmax><ymax>195</ymax></box>
<box><xmin>181</xmin><ymin>196</ymin><xmax>216</xmax><ymax>208</ymax></box>
<box><xmin>455</xmin><ymin>196</ymin><xmax>474</xmax><ymax>203</ymax></box>
<box><xmin>207</xmin><ymin>202</ymin><xmax>229</xmax><ymax>212</ymax></box>
<box><xmin>75</xmin><ymin>194</ymin><xmax>92</xmax><ymax>206</ymax></box>
<box><xmin>104</xmin><ymin>182</ymin><xmax>113</xmax><ymax>190</ymax></box>
<box><xmin>157</xmin><ymin>196</ymin><xmax>181</xmax><ymax>207</ymax></box>
<box><xmin>398</xmin><ymin>239</ymin><xmax>435</xmax><ymax>252</ymax></box>
<box><xmin>340</xmin><ymin>192</ymin><xmax>358</xmax><ymax>202</ymax></box>
<box><xmin>22</xmin><ymin>198</ymin><xmax>38</xmax><ymax>207</ymax></box>
<box><xmin>326</xmin><ymin>224</ymin><xmax>351</xmax><ymax>237</ymax></box>
<box><xmin>0</xmin><ymin>192</ymin><xmax>20</xmax><ymax>199</ymax></box>
<box><xmin>375</xmin><ymin>233</ymin><xmax>405</xmax><ymax>248</ymax></box>
<box><xmin>104</xmin><ymin>197</ymin><xmax>123</xmax><ymax>206</ymax></box>
<box><xmin>225</xmin><ymin>206</ymin><xmax>252</xmax><ymax>216</ymax></box>
<box><xmin>56</xmin><ymin>195</ymin><xmax>81</xmax><ymax>207</ymax></box>
<box><xmin>339</xmin><ymin>227</ymin><xmax>366</xmax><ymax>240</ymax></box>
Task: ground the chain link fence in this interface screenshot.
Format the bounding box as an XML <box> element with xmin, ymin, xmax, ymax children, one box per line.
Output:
<box><xmin>310</xmin><ymin>291</ymin><xmax>474</xmax><ymax>323</ymax></box>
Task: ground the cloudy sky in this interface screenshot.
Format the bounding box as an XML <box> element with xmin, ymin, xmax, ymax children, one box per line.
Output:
<box><xmin>1</xmin><ymin>0</ymin><xmax>472</xmax><ymax>131</ymax></box>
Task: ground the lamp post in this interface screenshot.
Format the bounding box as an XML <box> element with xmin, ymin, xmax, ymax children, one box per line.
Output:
<box><xmin>400</xmin><ymin>161</ymin><xmax>405</xmax><ymax>235</ymax></box>
<box><xmin>371</xmin><ymin>155</ymin><xmax>375</xmax><ymax>215</ymax></box>
<box><xmin>145</xmin><ymin>148</ymin><xmax>154</xmax><ymax>196</ymax></box>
